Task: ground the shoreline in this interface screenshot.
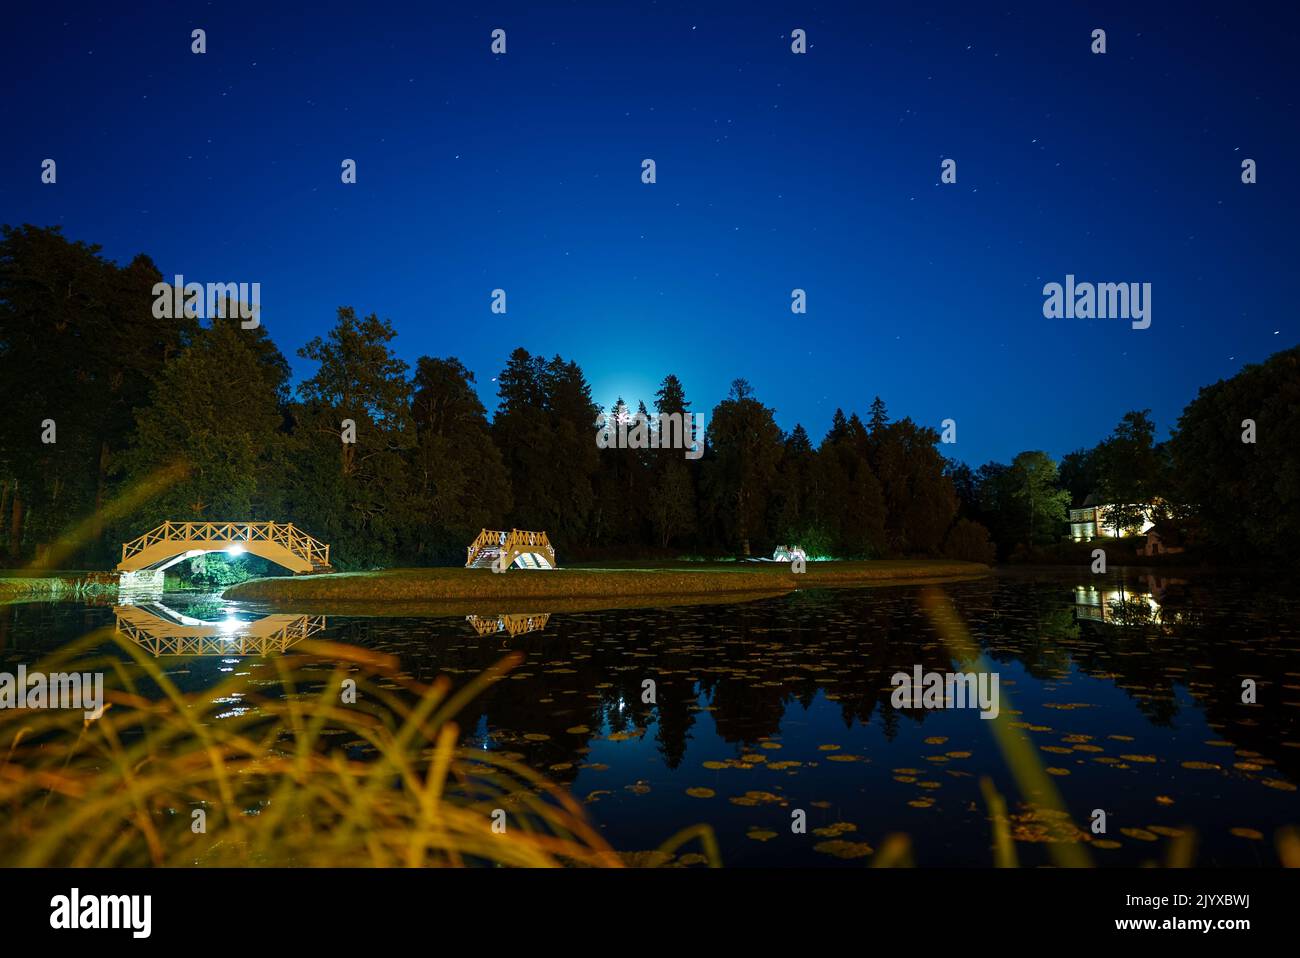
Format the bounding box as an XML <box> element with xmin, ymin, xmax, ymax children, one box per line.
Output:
<box><xmin>222</xmin><ymin>560</ymin><xmax>990</xmax><ymax>611</ymax></box>
<box><xmin>0</xmin><ymin>572</ymin><xmax>119</xmax><ymax>603</ymax></box>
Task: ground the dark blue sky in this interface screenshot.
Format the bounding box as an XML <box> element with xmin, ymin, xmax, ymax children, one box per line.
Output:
<box><xmin>3</xmin><ymin>1</ymin><xmax>1296</xmax><ymax>465</ymax></box>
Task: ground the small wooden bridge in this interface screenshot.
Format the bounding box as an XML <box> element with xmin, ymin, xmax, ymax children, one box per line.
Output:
<box><xmin>114</xmin><ymin>604</ymin><xmax>327</xmax><ymax>656</ymax></box>
<box><xmin>465</xmin><ymin>612</ymin><xmax>551</xmax><ymax>637</ymax></box>
<box><xmin>117</xmin><ymin>521</ymin><xmax>332</xmax><ymax>575</ymax></box>
<box><xmin>465</xmin><ymin>528</ymin><xmax>556</xmax><ymax>570</ymax></box>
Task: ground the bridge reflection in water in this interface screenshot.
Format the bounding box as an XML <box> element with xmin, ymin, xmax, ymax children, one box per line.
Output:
<box><xmin>114</xmin><ymin>603</ymin><xmax>327</xmax><ymax>656</ymax></box>
<box><xmin>465</xmin><ymin>613</ymin><xmax>550</xmax><ymax>638</ymax></box>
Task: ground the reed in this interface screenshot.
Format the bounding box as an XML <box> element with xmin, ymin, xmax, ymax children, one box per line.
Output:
<box><xmin>0</xmin><ymin>576</ymin><xmax>116</xmax><ymax>602</ymax></box>
<box><xmin>0</xmin><ymin>627</ymin><xmax>709</xmax><ymax>867</ymax></box>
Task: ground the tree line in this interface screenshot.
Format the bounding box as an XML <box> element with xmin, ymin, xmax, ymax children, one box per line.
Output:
<box><xmin>1</xmin><ymin>225</ymin><xmax>1294</xmax><ymax>570</ymax></box>
<box><xmin>949</xmin><ymin>353</ymin><xmax>1298</xmax><ymax>562</ymax></box>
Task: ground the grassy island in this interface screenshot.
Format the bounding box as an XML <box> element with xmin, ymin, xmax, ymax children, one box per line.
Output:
<box><xmin>222</xmin><ymin>559</ymin><xmax>989</xmax><ymax>613</ymax></box>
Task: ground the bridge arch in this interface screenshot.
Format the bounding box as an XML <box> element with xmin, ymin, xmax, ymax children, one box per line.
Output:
<box><xmin>117</xmin><ymin>521</ymin><xmax>333</xmax><ymax>575</ymax></box>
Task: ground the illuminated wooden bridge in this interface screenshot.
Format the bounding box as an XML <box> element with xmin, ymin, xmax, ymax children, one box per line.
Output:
<box><xmin>465</xmin><ymin>612</ymin><xmax>551</xmax><ymax>637</ymax></box>
<box><xmin>465</xmin><ymin>528</ymin><xmax>556</xmax><ymax>570</ymax></box>
<box><xmin>117</xmin><ymin>521</ymin><xmax>333</xmax><ymax>574</ymax></box>
<box><xmin>114</xmin><ymin>604</ymin><xmax>327</xmax><ymax>656</ymax></box>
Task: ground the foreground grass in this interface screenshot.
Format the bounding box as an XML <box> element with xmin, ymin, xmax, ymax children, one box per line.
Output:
<box><xmin>0</xmin><ymin>628</ymin><xmax>719</xmax><ymax>867</ymax></box>
<box><xmin>225</xmin><ymin>559</ymin><xmax>989</xmax><ymax>607</ymax></box>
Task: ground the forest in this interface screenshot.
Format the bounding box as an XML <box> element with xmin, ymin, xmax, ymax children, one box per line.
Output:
<box><xmin>1</xmin><ymin>225</ymin><xmax>1295</xmax><ymax>572</ymax></box>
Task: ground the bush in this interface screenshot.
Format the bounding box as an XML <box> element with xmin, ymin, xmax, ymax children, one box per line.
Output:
<box><xmin>180</xmin><ymin>552</ymin><xmax>272</xmax><ymax>590</ymax></box>
<box><xmin>943</xmin><ymin>519</ymin><xmax>997</xmax><ymax>565</ymax></box>
<box><xmin>784</xmin><ymin>522</ymin><xmax>837</xmax><ymax>560</ymax></box>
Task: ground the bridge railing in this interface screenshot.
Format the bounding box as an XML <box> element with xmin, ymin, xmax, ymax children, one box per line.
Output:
<box><xmin>506</xmin><ymin>529</ymin><xmax>553</xmax><ymax>560</ymax></box>
<box><xmin>466</xmin><ymin>528</ymin><xmax>505</xmax><ymax>564</ymax></box>
<box><xmin>466</xmin><ymin>612</ymin><xmax>550</xmax><ymax>637</ymax></box>
<box><xmin>121</xmin><ymin>521</ymin><xmax>330</xmax><ymax>567</ymax></box>
<box><xmin>466</xmin><ymin>528</ymin><xmax>555</xmax><ymax>566</ymax></box>
<box><xmin>115</xmin><ymin>610</ymin><xmax>327</xmax><ymax>656</ymax></box>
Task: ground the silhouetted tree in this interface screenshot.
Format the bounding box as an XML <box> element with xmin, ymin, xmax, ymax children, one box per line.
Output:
<box><xmin>1096</xmin><ymin>410</ymin><xmax>1166</xmax><ymax>536</ymax></box>
<box><xmin>494</xmin><ymin>350</ymin><xmax>598</xmax><ymax>544</ymax></box>
<box><xmin>814</xmin><ymin>415</ymin><xmax>886</xmax><ymax>557</ymax></box>
<box><xmin>872</xmin><ymin>417</ymin><xmax>957</xmax><ymax>554</ymax></box>
<box><xmin>287</xmin><ymin>307</ymin><xmax>414</xmax><ymax>567</ymax></box>
<box><xmin>1169</xmin><ymin>346</ymin><xmax>1300</xmax><ymax>559</ymax></box>
<box><xmin>0</xmin><ymin>225</ymin><xmax>192</xmax><ymax>564</ymax></box>
<box><xmin>771</xmin><ymin>424</ymin><xmax>816</xmax><ymax>546</ymax></box>
<box><xmin>115</xmin><ymin>317</ymin><xmax>289</xmax><ymax>531</ymax></box>
<box><xmin>647</xmin><ymin>375</ymin><xmax>697</xmax><ymax>548</ymax></box>
<box><xmin>1006</xmin><ymin>450</ymin><xmax>1070</xmax><ymax>547</ymax></box>
<box><xmin>943</xmin><ymin>517</ymin><xmax>996</xmax><ymax>564</ymax></box>
<box><xmin>868</xmin><ymin>395</ymin><xmax>890</xmax><ymax>433</ymax></box>
<box><xmin>410</xmin><ymin>356</ymin><xmax>511</xmax><ymax>561</ymax></box>
<box><xmin>703</xmin><ymin>379</ymin><xmax>782</xmax><ymax>554</ymax></box>
<box><xmin>1058</xmin><ymin>447</ymin><xmax>1102</xmax><ymax>508</ymax></box>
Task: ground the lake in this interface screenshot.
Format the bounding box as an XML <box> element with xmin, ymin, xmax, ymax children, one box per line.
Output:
<box><xmin>2</xmin><ymin>568</ymin><xmax>1297</xmax><ymax>866</ymax></box>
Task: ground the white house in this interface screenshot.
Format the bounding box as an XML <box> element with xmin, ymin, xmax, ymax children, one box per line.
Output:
<box><xmin>1068</xmin><ymin>494</ymin><xmax>1158</xmax><ymax>542</ymax></box>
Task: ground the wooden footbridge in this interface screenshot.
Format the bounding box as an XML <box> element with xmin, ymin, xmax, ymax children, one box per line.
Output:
<box><xmin>465</xmin><ymin>612</ymin><xmax>551</xmax><ymax>637</ymax></box>
<box><xmin>465</xmin><ymin>529</ymin><xmax>556</xmax><ymax>570</ymax></box>
<box><xmin>114</xmin><ymin>603</ymin><xmax>327</xmax><ymax>656</ymax></box>
<box><xmin>117</xmin><ymin>521</ymin><xmax>332</xmax><ymax>575</ymax></box>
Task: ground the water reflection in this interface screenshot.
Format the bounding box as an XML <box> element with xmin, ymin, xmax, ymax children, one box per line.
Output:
<box><xmin>1073</xmin><ymin>584</ymin><xmax>1164</xmax><ymax>624</ymax></box>
<box><xmin>330</xmin><ymin>572</ymin><xmax>1297</xmax><ymax>865</ymax></box>
<box><xmin>1071</xmin><ymin>575</ymin><xmax>1199</xmax><ymax>627</ymax></box>
<box><xmin>5</xmin><ymin>570</ymin><xmax>1297</xmax><ymax>866</ymax></box>
<box><xmin>114</xmin><ymin>603</ymin><xmax>327</xmax><ymax>656</ymax></box>
<box><xmin>116</xmin><ymin>569</ymin><xmax>165</xmax><ymax>604</ymax></box>
<box><xmin>466</xmin><ymin>612</ymin><xmax>550</xmax><ymax>637</ymax></box>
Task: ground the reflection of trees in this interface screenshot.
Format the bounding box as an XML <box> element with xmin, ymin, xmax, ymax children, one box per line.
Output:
<box><xmin>1107</xmin><ymin>595</ymin><xmax>1160</xmax><ymax>627</ymax></box>
<box><xmin>301</xmin><ymin>573</ymin><xmax>1300</xmax><ymax>787</ymax></box>
<box><xmin>986</xmin><ymin>602</ymin><xmax>1077</xmax><ymax>680</ymax></box>
<box><xmin>337</xmin><ymin>590</ymin><xmax>962</xmax><ymax>763</ymax></box>
<box><xmin>1063</xmin><ymin>574</ymin><xmax>1300</xmax><ymax>771</ymax></box>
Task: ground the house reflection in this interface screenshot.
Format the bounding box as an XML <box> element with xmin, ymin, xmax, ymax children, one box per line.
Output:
<box><xmin>114</xmin><ymin>602</ymin><xmax>326</xmax><ymax>656</ymax></box>
<box><xmin>1072</xmin><ymin>575</ymin><xmax>1189</xmax><ymax>626</ymax></box>
<box><xmin>465</xmin><ymin>613</ymin><xmax>550</xmax><ymax>638</ymax></box>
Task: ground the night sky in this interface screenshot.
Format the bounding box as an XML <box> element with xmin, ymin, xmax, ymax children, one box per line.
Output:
<box><xmin>3</xmin><ymin>1</ymin><xmax>1296</xmax><ymax>466</ymax></box>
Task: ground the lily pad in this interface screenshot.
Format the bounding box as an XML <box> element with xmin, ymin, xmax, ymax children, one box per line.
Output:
<box><xmin>813</xmin><ymin>840</ymin><xmax>874</xmax><ymax>859</ymax></box>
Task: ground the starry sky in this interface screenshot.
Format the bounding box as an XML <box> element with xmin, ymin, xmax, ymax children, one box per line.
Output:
<box><xmin>2</xmin><ymin>1</ymin><xmax>1296</xmax><ymax>466</ymax></box>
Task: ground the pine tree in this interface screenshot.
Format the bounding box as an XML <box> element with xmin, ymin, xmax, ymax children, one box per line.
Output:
<box><xmin>289</xmin><ymin>307</ymin><xmax>413</xmax><ymax>567</ymax></box>
<box><xmin>654</xmin><ymin>374</ymin><xmax>690</xmax><ymax>416</ymax></box>
<box><xmin>868</xmin><ymin>396</ymin><xmax>890</xmax><ymax>432</ymax></box>
<box><xmin>410</xmin><ymin>356</ymin><xmax>511</xmax><ymax>560</ymax></box>
<box><xmin>702</xmin><ymin>380</ymin><xmax>783</xmax><ymax>554</ymax></box>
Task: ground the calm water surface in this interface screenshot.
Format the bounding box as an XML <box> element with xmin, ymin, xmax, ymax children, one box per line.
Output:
<box><xmin>3</xmin><ymin>569</ymin><xmax>1298</xmax><ymax>866</ymax></box>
